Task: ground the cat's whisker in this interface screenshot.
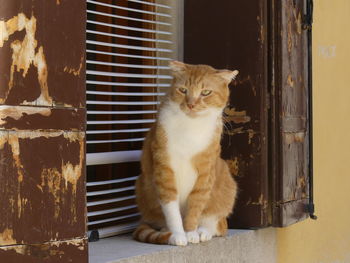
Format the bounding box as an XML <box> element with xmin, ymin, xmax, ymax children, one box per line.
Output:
<box><xmin>222</xmin><ymin>115</ymin><xmax>233</xmax><ymax>146</ymax></box>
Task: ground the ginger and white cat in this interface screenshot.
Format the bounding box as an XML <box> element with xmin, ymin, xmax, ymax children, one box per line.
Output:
<box><xmin>133</xmin><ymin>61</ymin><xmax>238</xmax><ymax>246</ymax></box>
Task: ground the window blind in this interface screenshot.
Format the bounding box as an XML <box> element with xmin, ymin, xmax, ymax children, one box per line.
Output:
<box><xmin>86</xmin><ymin>0</ymin><xmax>178</xmax><ymax>239</ymax></box>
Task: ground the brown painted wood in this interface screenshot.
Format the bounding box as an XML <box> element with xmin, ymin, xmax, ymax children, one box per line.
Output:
<box><xmin>0</xmin><ymin>107</ymin><xmax>85</xmax><ymax>131</ymax></box>
<box><xmin>0</xmin><ymin>238</ymin><xmax>87</xmax><ymax>263</ymax></box>
<box><xmin>0</xmin><ymin>0</ymin><xmax>87</xmax><ymax>261</ymax></box>
<box><xmin>0</xmin><ymin>0</ymin><xmax>85</xmax><ymax>108</ymax></box>
<box><xmin>184</xmin><ymin>0</ymin><xmax>269</xmax><ymax>228</ymax></box>
<box><xmin>185</xmin><ymin>0</ymin><xmax>311</xmax><ymax>228</ymax></box>
<box><xmin>270</xmin><ymin>0</ymin><xmax>310</xmax><ymax>226</ymax></box>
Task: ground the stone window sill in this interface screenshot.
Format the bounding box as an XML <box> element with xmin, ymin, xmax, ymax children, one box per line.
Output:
<box><xmin>89</xmin><ymin>228</ymin><xmax>276</xmax><ymax>263</ymax></box>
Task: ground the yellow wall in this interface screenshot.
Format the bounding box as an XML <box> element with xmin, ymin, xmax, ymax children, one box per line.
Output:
<box><xmin>277</xmin><ymin>1</ymin><xmax>350</xmax><ymax>262</ymax></box>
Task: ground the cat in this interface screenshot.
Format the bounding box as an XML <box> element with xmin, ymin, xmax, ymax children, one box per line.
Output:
<box><xmin>133</xmin><ymin>61</ymin><xmax>238</xmax><ymax>246</ymax></box>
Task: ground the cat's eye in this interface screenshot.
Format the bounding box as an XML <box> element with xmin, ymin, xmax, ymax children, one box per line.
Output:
<box><xmin>201</xmin><ymin>90</ymin><xmax>212</xmax><ymax>96</ymax></box>
<box><xmin>178</xmin><ymin>87</ymin><xmax>187</xmax><ymax>94</ymax></box>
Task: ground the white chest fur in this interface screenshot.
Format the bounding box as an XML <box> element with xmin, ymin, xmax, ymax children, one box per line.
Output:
<box><xmin>159</xmin><ymin>101</ymin><xmax>221</xmax><ymax>212</ymax></box>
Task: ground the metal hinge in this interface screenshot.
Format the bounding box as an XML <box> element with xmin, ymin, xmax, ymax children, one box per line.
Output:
<box><xmin>307</xmin><ymin>203</ymin><xmax>318</xmax><ymax>220</ymax></box>
<box><xmin>302</xmin><ymin>0</ymin><xmax>313</xmax><ymax>30</ymax></box>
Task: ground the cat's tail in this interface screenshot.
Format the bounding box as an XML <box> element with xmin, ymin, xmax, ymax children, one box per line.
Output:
<box><xmin>133</xmin><ymin>223</ymin><xmax>171</xmax><ymax>244</ymax></box>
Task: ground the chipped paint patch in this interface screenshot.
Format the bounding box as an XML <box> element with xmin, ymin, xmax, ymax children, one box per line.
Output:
<box><xmin>0</xmin><ymin>238</ymin><xmax>87</xmax><ymax>257</ymax></box>
<box><xmin>296</xmin><ymin>12</ymin><xmax>302</xmax><ymax>34</ymax></box>
<box><xmin>62</xmin><ymin>238</ymin><xmax>86</xmax><ymax>248</ymax></box>
<box><xmin>287</xmin><ymin>74</ymin><xmax>294</xmax><ymax>87</ymax></box>
<box><xmin>0</xmin><ymin>106</ymin><xmax>51</xmax><ymax>126</ymax></box>
<box><xmin>64</xmin><ymin>56</ymin><xmax>84</xmax><ymax>76</ymax></box>
<box><xmin>224</xmin><ymin>107</ymin><xmax>251</xmax><ymax>124</ymax></box>
<box><xmin>0</xmin><ymin>13</ymin><xmax>52</xmax><ymax>105</ymax></box>
<box><xmin>226</xmin><ymin>157</ymin><xmax>239</xmax><ymax>177</ymax></box>
<box><xmin>0</xmin><ymin>228</ymin><xmax>16</xmax><ymax>245</ymax></box>
<box><xmin>41</xmin><ymin>168</ymin><xmax>62</xmax><ymax>219</ymax></box>
<box><xmin>285</xmin><ymin>132</ymin><xmax>305</xmax><ymax>144</ymax></box>
<box><xmin>0</xmin><ymin>244</ymin><xmax>26</xmax><ymax>255</ymax></box>
<box><xmin>63</xmin><ymin>131</ymin><xmax>85</xmax><ymax>143</ymax></box>
<box><xmin>8</xmin><ymin>134</ymin><xmax>24</xmax><ymax>187</ymax></box>
<box><xmin>62</xmin><ymin>163</ymin><xmax>80</xmax><ymax>193</ymax></box>
<box><xmin>246</xmin><ymin>194</ymin><xmax>268</xmax><ymax>210</ymax></box>
<box><xmin>224</xmin><ymin>128</ymin><xmax>256</xmax><ymax>144</ymax></box>
<box><xmin>287</xmin><ymin>19</ymin><xmax>293</xmax><ymax>52</ymax></box>
<box><xmin>232</xmin><ymin>75</ymin><xmax>257</xmax><ymax>96</ymax></box>
<box><xmin>0</xmin><ymin>131</ymin><xmax>8</xmax><ymax>150</ymax></box>
<box><xmin>9</xmin><ymin>130</ymin><xmax>64</xmax><ymax>140</ymax></box>
<box><xmin>62</xmin><ymin>136</ymin><xmax>84</xmax><ymax>223</ymax></box>
<box><xmin>247</xmin><ymin>129</ymin><xmax>255</xmax><ymax>144</ymax></box>
<box><xmin>17</xmin><ymin>195</ymin><xmax>28</xmax><ymax>218</ymax></box>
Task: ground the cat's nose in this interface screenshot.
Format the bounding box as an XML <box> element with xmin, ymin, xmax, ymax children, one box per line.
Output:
<box><xmin>187</xmin><ymin>103</ymin><xmax>195</xmax><ymax>109</ymax></box>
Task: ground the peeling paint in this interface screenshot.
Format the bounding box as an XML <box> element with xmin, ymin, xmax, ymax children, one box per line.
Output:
<box><xmin>0</xmin><ymin>13</ymin><xmax>52</xmax><ymax>105</ymax></box>
<box><xmin>246</xmin><ymin>194</ymin><xmax>268</xmax><ymax>210</ymax></box>
<box><xmin>41</xmin><ymin>168</ymin><xmax>62</xmax><ymax>219</ymax></box>
<box><xmin>8</xmin><ymin>130</ymin><xmax>82</xmax><ymax>140</ymax></box>
<box><xmin>62</xmin><ymin>135</ymin><xmax>84</xmax><ymax>223</ymax></box>
<box><xmin>296</xmin><ymin>12</ymin><xmax>302</xmax><ymax>34</ymax></box>
<box><xmin>64</xmin><ymin>56</ymin><xmax>83</xmax><ymax>76</ymax></box>
<box><xmin>0</xmin><ymin>228</ymin><xmax>16</xmax><ymax>245</ymax></box>
<box><xmin>17</xmin><ymin>195</ymin><xmax>28</xmax><ymax>218</ymax></box>
<box><xmin>63</xmin><ymin>131</ymin><xmax>85</xmax><ymax>143</ymax></box>
<box><xmin>62</xmin><ymin>238</ymin><xmax>86</xmax><ymax>248</ymax></box>
<box><xmin>226</xmin><ymin>157</ymin><xmax>239</xmax><ymax>177</ymax></box>
<box><xmin>224</xmin><ymin>128</ymin><xmax>256</xmax><ymax>144</ymax></box>
<box><xmin>287</xmin><ymin>19</ymin><xmax>293</xmax><ymax>52</ymax></box>
<box><xmin>224</xmin><ymin>107</ymin><xmax>251</xmax><ymax>124</ymax></box>
<box><xmin>0</xmin><ymin>238</ymin><xmax>87</xmax><ymax>258</ymax></box>
<box><xmin>0</xmin><ymin>106</ymin><xmax>52</xmax><ymax>126</ymax></box>
<box><xmin>232</xmin><ymin>75</ymin><xmax>257</xmax><ymax>96</ymax></box>
<box><xmin>1</xmin><ymin>131</ymin><xmax>84</xmax><ymax>221</ymax></box>
<box><xmin>285</xmin><ymin>132</ymin><xmax>305</xmax><ymax>144</ymax></box>
<box><xmin>0</xmin><ymin>245</ymin><xmax>26</xmax><ymax>255</ymax></box>
<box><xmin>287</xmin><ymin>74</ymin><xmax>294</xmax><ymax>87</ymax></box>
<box><xmin>247</xmin><ymin>129</ymin><xmax>255</xmax><ymax>144</ymax></box>
<box><xmin>8</xmin><ymin>134</ymin><xmax>24</xmax><ymax>192</ymax></box>
<box><xmin>33</xmin><ymin>132</ymin><xmax>84</xmax><ymax>222</ymax></box>
<box><xmin>0</xmin><ymin>131</ymin><xmax>8</xmax><ymax>150</ymax></box>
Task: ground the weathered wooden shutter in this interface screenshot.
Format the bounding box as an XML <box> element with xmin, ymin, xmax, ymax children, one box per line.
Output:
<box><xmin>0</xmin><ymin>0</ymin><xmax>87</xmax><ymax>261</ymax></box>
<box><xmin>270</xmin><ymin>0</ymin><xmax>312</xmax><ymax>226</ymax></box>
<box><xmin>184</xmin><ymin>0</ymin><xmax>269</xmax><ymax>228</ymax></box>
<box><xmin>185</xmin><ymin>0</ymin><xmax>312</xmax><ymax>228</ymax></box>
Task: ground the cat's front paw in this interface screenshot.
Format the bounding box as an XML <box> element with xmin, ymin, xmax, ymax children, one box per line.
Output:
<box><xmin>168</xmin><ymin>232</ymin><xmax>188</xmax><ymax>246</ymax></box>
<box><xmin>197</xmin><ymin>227</ymin><xmax>213</xmax><ymax>242</ymax></box>
<box><xmin>186</xmin><ymin>230</ymin><xmax>200</xmax><ymax>244</ymax></box>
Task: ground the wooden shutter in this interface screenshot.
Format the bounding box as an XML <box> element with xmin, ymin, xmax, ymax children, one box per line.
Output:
<box><xmin>0</xmin><ymin>0</ymin><xmax>87</xmax><ymax>261</ymax></box>
<box><xmin>270</xmin><ymin>0</ymin><xmax>311</xmax><ymax>227</ymax></box>
<box><xmin>86</xmin><ymin>0</ymin><xmax>178</xmax><ymax>238</ymax></box>
<box><xmin>184</xmin><ymin>0</ymin><xmax>312</xmax><ymax>228</ymax></box>
<box><xmin>184</xmin><ymin>0</ymin><xmax>269</xmax><ymax>228</ymax></box>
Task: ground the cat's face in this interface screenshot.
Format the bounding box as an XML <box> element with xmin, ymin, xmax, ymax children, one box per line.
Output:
<box><xmin>168</xmin><ymin>61</ymin><xmax>238</xmax><ymax>117</ymax></box>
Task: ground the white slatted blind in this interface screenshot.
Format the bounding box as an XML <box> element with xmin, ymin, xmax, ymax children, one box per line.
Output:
<box><xmin>86</xmin><ymin>0</ymin><xmax>179</xmax><ymax>239</ymax></box>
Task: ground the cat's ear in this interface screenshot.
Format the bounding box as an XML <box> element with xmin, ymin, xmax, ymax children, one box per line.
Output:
<box><xmin>215</xmin><ymin>70</ymin><xmax>239</xmax><ymax>82</ymax></box>
<box><xmin>169</xmin><ymin>60</ymin><xmax>187</xmax><ymax>73</ymax></box>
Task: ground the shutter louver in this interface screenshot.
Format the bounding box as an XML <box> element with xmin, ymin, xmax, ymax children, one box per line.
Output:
<box><xmin>86</xmin><ymin>0</ymin><xmax>177</xmax><ymax>239</ymax></box>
